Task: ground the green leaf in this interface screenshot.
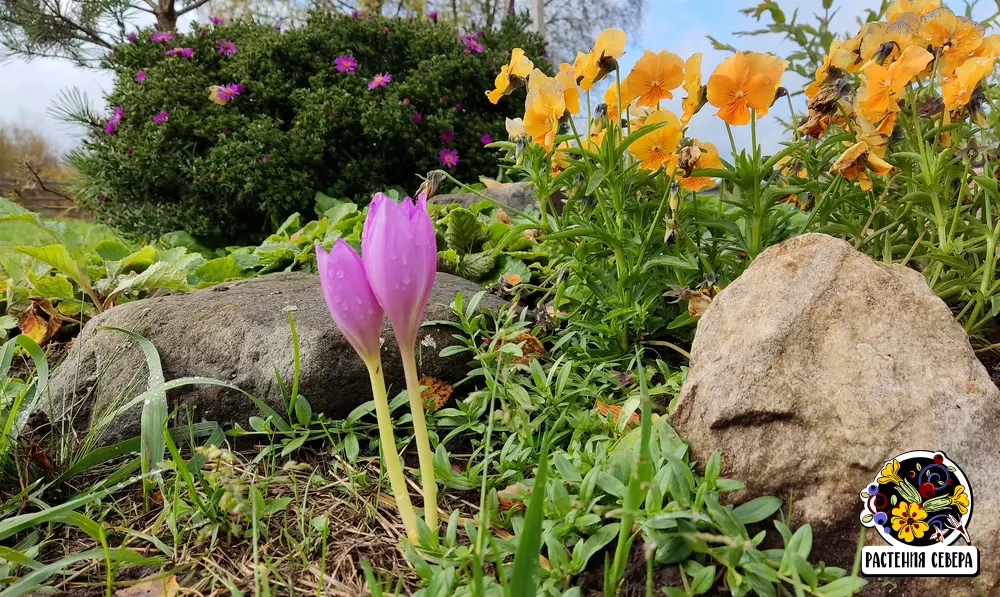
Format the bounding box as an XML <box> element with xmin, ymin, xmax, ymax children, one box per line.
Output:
<box><xmin>575</xmin><ymin>523</ymin><xmax>619</xmax><ymax>570</ymax></box>
<box><xmin>455</xmin><ymin>251</ymin><xmax>495</xmax><ymax>281</ymax></box>
<box><xmin>30</xmin><ymin>275</ymin><xmax>75</xmax><ymax>301</ymax></box>
<box><xmin>691</xmin><ymin>564</ymin><xmax>716</xmax><ymax>594</ymax></box>
<box><xmin>117</xmin><ymin>245</ymin><xmax>158</xmax><ymax>274</ymax></box>
<box><xmin>323</xmin><ymin>199</ymin><xmax>359</xmax><ymax>226</ymax></box>
<box><xmin>817</xmin><ymin>577</ymin><xmax>866</xmax><ymax>597</ymax></box>
<box><xmin>445</xmin><ymin>208</ymin><xmax>489</xmax><ymax>254</ymax></box>
<box><xmin>15</xmin><ymin>245</ymin><xmax>88</xmax><ymax>290</ymax></box>
<box><xmin>195</xmin><ymin>255</ymin><xmax>250</xmax><ymax>286</ymax></box>
<box><xmin>94</xmin><ymin>240</ymin><xmax>132</xmax><ymax>262</ymax></box>
<box><xmin>510</xmin><ymin>430</ymin><xmax>553</xmax><ymax>595</ymax></box>
<box><xmin>110</xmin><ymin>261</ymin><xmax>189</xmax><ymax>298</ymax></box>
<box><xmin>732</xmin><ymin>496</ymin><xmax>782</xmax><ymax>524</ymax></box>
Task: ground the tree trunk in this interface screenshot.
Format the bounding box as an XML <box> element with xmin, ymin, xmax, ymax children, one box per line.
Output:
<box><xmin>155</xmin><ymin>0</ymin><xmax>178</xmax><ymax>30</ymax></box>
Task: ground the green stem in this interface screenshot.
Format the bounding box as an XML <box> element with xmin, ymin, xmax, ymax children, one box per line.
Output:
<box><xmin>399</xmin><ymin>343</ymin><xmax>439</xmax><ymax>532</ymax></box>
<box><xmin>364</xmin><ymin>358</ymin><xmax>420</xmax><ymax>541</ymax></box>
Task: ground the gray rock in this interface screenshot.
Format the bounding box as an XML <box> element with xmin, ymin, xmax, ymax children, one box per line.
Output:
<box><xmin>672</xmin><ymin>233</ymin><xmax>1000</xmax><ymax>596</ymax></box>
<box><xmin>430</xmin><ymin>182</ymin><xmax>538</xmax><ymax>212</ymax></box>
<box><xmin>46</xmin><ymin>271</ymin><xmax>504</xmax><ymax>444</ymax></box>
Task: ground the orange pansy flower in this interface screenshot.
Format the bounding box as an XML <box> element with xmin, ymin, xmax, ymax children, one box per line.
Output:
<box><xmin>628</xmin><ymin>109</ymin><xmax>681</xmax><ymax>171</ymax></box>
<box><xmin>920</xmin><ymin>7</ymin><xmax>984</xmax><ymax>75</ymax></box>
<box><xmin>625</xmin><ymin>49</ymin><xmax>685</xmax><ymax>108</ymax></box>
<box><xmin>856</xmin><ymin>45</ymin><xmax>932</xmax><ymax>122</ymax></box>
<box><xmin>887</xmin><ymin>0</ymin><xmax>941</xmax><ymax>21</ymax></box>
<box><xmin>523</xmin><ymin>79</ymin><xmax>566</xmax><ymax>151</ymax></box>
<box><xmin>554</xmin><ymin>63</ymin><xmax>581</xmax><ymax>115</ymax></box>
<box><xmin>604</xmin><ymin>78</ymin><xmax>634</xmax><ymax>123</ymax></box>
<box><xmin>681</xmin><ymin>53</ymin><xmax>705</xmax><ymax>125</ymax></box>
<box><xmin>576</xmin><ymin>28</ymin><xmax>627</xmax><ymax>91</ymax></box>
<box><xmin>706</xmin><ymin>51</ymin><xmax>787</xmax><ymax>126</ymax></box>
<box><xmin>486</xmin><ymin>48</ymin><xmax>534</xmax><ymax>104</ymax></box>
<box><xmin>942</xmin><ymin>55</ymin><xmax>995</xmax><ymax>110</ymax></box>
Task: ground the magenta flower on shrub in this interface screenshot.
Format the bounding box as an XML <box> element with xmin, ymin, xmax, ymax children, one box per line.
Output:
<box><xmin>209</xmin><ymin>83</ymin><xmax>244</xmax><ymax>105</ymax></box>
<box><xmin>439</xmin><ymin>148</ymin><xmax>459</xmax><ymax>168</ymax></box>
<box><xmin>316</xmin><ymin>239</ymin><xmax>385</xmax><ymax>361</ymax></box>
<box><xmin>166</xmin><ymin>47</ymin><xmax>193</xmax><ymax>58</ymax></box>
<box><xmin>217</xmin><ymin>39</ymin><xmax>237</xmax><ymax>56</ymax></box>
<box><xmin>127</xmin><ymin>32</ymin><xmax>138</xmax><ymax>42</ymax></box>
<box><xmin>362</xmin><ymin>193</ymin><xmax>436</xmax><ymax>347</ymax></box>
<box><xmin>427</xmin><ymin>10</ymin><xmax>438</xmax><ymax>21</ymax></box>
<box><xmin>104</xmin><ymin>106</ymin><xmax>124</xmax><ymax>135</ymax></box>
<box><xmin>136</xmin><ymin>70</ymin><xmax>147</xmax><ymax>83</ymax></box>
<box><xmin>151</xmin><ymin>31</ymin><xmax>173</xmax><ymax>42</ymax></box>
<box><xmin>334</xmin><ymin>55</ymin><xmax>358</xmax><ymax>73</ymax></box>
<box><xmin>153</xmin><ymin>110</ymin><xmax>169</xmax><ymax>124</ymax></box>
<box><xmin>411</xmin><ymin>112</ymin><xmax>423</xmax><ymax>124</ymax></box>
<box><xmin>368</xmin><ymin>73</ymin><xmax>391</xmax><ymax>90</ymax></box>
<box><xmin>440</xmin><ymin>129</ymin><xmax>455</xmax><ymax>144</ymax></box>
<box><xmin>210</xmin><ymin>15</ymin><xmax>225</xmax><ymax>24</ymax></box>
<box><xmin>481</xmin><ymin>133</ymin><xmax>493</xmax><ymax>145</ymax></box>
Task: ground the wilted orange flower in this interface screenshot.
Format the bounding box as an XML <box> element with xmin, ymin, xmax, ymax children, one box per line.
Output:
<box><xmin>576</xmin><ymin>28</ymin><xmax>627</xmax><ymax>91</ymax></box>
<box><xmin>554</xmin><ymin>63</ymin><xmax>581</xmax><ymax>115</ymax></box>
<box><xmin>625</xmin><ymin>49</ymin><xmax>685</xmax><ymax>108</ymax></box>
<box><xmin>677</xmin><ymin>140</ymin><xmax>722</xmax><ymax>191</ymax></box>
<box><xmin>681</xmin><ymin>53</ymin><xmax>705</xmax><ymax>125</ymax></box>
<box><xmin>942</xmin><ymin>55</ymin><xmax>995</xmax><ymax>110</ymax></box>
<box><xmin>856</xmin><ymin>45</ymin><xmax>932</xmax><ymax>121</ymax></box>
<box><xmin>523</xmin><ymin>79</ymin><xmax>565</xmax><ymax>150</ymax></box>
<box><xmin>887</xmin><ymin>0</ymin><xmax>940</xmax><ymax>21</ymax></box>
<box><xmin>552</xmin><ymin>140</ymin><xmax>571</xmax><ymax>172</ymax></box>
<box><xmin>628</xmin><ymin>109</ymin><xmax>681</xmax><ymax>171</ymax></box>
<box><xmin>706</xmin><ymin>51</ymin><xmax>787</xmax><ymax>126</ymax></box>
<box><xmin>831</xmin><ymin>141</ymin><xmax>895</xmax><ymax>191</ymax></box>
<box><xmin>486</xmin><ymin>48</ymin><xmax>534</xmax><ymax>104</ymax></box>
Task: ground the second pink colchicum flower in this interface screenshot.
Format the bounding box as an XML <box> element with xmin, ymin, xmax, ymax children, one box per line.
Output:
<box><xmin>316</xmin><ymin>239</ymin><xmax>384</xmax><ymax>362</ymax></box>
<box><xmin>362</xmin><ymin>193</ymin><xmax>437</xmax><ymax>347</ymax></box>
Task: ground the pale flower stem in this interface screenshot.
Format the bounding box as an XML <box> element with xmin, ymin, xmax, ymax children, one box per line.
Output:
<box><xmin>365</xmin><ymin>358</ymin><xmax>419</xmax><ymax>542</ymax></box>
<box><xmin>399</xmin><ymin>343</ymin><xmax>438</xmax><ymax>531</ymax></box>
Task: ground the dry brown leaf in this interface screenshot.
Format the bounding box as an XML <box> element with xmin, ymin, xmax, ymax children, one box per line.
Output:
<box><xmin>595</xmin><ymin>399</ymin><xmax>640</xmax><ymax>428</ymax></box>
<box><xmin>478</xmin><ymin>176</ymin><xmax>504</xmax><ymax>189</ymax></box>
<box><xmin>420</xmin><ymin>375</ymin><xmax>453</xmax><ymax>412</ymax></box>
<box><xmin>496</xmin><ymin>208</ymin><xmax>510</xmax><ymax>224</ymax></box>
<box><xmin>498</xmin><ymin>483</ymin><xmax>529</xmax><ymax>512</ymax></box>
<box><xmin>502</xmin><ymin>273</ymin><xmax>522</xmax><ymax>286</ymax></box>
<box><xmin>16</xmin><ymin>298</ymin><xmax>66</xmax><ymax>346</ymax></box>
<box><xmin>114</xmin><ymin>575</ymin><xmax>179</xmax><ymax>597</ymax></box>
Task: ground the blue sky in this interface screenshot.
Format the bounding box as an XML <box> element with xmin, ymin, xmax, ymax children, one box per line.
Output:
<box><xmin>0</xmin><ymin>0</ymin><xmax>994</xmax><ymax>155</ymax></box>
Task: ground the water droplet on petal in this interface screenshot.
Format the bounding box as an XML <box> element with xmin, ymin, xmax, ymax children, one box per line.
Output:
<box><xmin>336</xmin><ymin>270</ymin><xmax>345</xmax><ymax>279</ymax></box>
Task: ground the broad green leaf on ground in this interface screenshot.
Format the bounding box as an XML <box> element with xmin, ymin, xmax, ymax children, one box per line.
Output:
<box><xmin>194</xmin><ymin>255</ymin><xmax>250</xmax><ymax>287</ymax></box>
<box><xmin>15</xmin><ymin>245</ymin><xmax>89</xmax><ymax>289</ymax></box>
<box><xmin>110</xmin><ymin>261</ymin><xmax>190</xmax><ymax>298</ymax></box>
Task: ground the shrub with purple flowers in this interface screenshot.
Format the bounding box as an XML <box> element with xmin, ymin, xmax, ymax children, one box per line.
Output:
<box><xmin>70</xmin><ymin>12</ymin><xmax>547</xmax><ymax>244</ymax></box>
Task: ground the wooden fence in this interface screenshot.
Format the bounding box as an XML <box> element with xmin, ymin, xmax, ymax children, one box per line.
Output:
<box><xmin>0</xmin><ymin>177</ymin><xmax>92</xmax><ymax>219</ymax></box>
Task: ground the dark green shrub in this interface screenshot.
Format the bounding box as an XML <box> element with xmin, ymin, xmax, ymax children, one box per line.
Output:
<box><xmin>69</xmin><ymin>13</ymin><xmax>548</xmax><ymax>245</ymax></box>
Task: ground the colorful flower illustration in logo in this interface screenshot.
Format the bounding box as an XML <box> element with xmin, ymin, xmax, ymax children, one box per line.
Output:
<box><xmin>860</xmin><ymin>450</ymin><xmax>973</xmax><ymax>547</ymax></box>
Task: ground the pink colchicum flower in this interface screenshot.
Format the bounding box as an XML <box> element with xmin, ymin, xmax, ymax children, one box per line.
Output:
<box><xmin>136</xmin><ymin>70</ymin><xmax>147</xmax><ymax>83</ymax></box>
<box><xmin>368</xmin><ymin>73</ymin><xmax>391</xmax><ymax>90</ymax></box>
<box><xmin>439</xmin><ymin>148</ymin><xmax>459</xmax><ymax>168</ymax></box>
<box><xmin>316</xmin><ymin>239</ymin><xmax>385</xmax><ymax>362</ymax></box>
<box><xmin>217</xmin><ymin>39</ymin><xmax>237</xmax><ymax>56</ymax></box>
<box><xmin>153</xmin><ymin>110</ymin><xmax>169</xmax><ymax>124</ymax></box>
<box><xmin>362</xmin><ymin>193</ymin><xmax>437</xmax><ymax>348</ymax></box>
<box><xmin>334</xmin><ymin>55</ymin><xmax>358</xmax><ymax>73</ymax></box>
<box><xmin>151</xmin><ymin>31</ymin><xmax>173</xmax><ymax>42</ymax></box>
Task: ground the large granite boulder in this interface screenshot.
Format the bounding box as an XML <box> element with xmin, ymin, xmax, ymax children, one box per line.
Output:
<box><xmin>672</xmin><ymin>233</ymin><xmax>1000</xmax><ymax>596</ymax></box>
<box><xmin>46</xmin><ymin>272</ymin><xmax>504</xmax><ymax>444</ymax></box>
